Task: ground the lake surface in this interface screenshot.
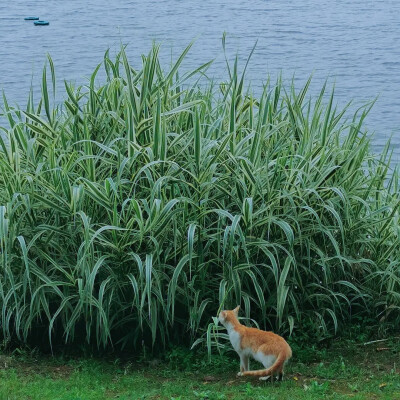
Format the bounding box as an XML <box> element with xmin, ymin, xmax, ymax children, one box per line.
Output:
<box><xmin>1</xmin><ymin>1</ymin><xmax>400</xmax><ymax>163</ymax></box>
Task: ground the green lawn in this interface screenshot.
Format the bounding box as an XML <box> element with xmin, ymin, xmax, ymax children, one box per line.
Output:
<box><xmin>0</xmin><ymin>339</ymin><xmax>399</xmax><ymax>399</ymax></box>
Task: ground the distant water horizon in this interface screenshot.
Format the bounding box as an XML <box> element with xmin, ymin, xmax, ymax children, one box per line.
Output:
<box><xmin>1</xmin><ymin>0</ymin><xmax>399</xmax><ymax>164</ymax></box>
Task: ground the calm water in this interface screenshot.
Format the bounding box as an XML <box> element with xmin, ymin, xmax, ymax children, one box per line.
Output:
<box><xmin>1</xmin><ymin>1</ymin><xmax>400</xmax><ymax>162</ymax></box>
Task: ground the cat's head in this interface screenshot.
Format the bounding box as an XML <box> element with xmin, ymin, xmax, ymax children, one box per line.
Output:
<box><xmin>218</xmin><ymin>305</ymin><xmax>240</xmax><ymax>326</ymax></box>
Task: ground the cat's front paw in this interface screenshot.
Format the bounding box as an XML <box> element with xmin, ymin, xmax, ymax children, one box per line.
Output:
<box><xmin>237</xmin><ymin>372</ymin><xmax>243</xmax><ymax>377</ymax></box>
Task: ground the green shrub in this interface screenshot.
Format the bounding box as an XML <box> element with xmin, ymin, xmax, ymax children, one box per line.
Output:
<box><xmin>0</xmin><ymin>41</ymin><xmax>399</xmax><ymax>352</ymax></box>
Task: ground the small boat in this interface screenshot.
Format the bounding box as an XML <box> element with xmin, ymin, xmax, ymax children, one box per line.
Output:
<box><xmin>24</xmin><ymin>16</ymin><xmax>39</xmax><ymax>20</ymax></box>
<box><xmin>34</xmin><ymin>20</ymin><xmax>50</xmax><ymax>26</ymax></box>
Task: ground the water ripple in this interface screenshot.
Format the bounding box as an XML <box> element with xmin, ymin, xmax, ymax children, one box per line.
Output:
<box><xmin>0</xmin><ymin>0</ymin><xmax>399</xmax><ymax>163</ymax></box>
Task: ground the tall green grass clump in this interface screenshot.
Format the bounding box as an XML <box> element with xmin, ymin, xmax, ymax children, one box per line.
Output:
<box><xmin>0</xmin><ymin>41</ymin><xmax>399</xmax><ymax>352</ymax></box>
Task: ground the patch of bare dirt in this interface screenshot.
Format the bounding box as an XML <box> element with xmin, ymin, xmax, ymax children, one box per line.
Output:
<box><xmin>0</xmin><ymin>354</ymin><xmax>73</xmax><ymax>379</ymax></box>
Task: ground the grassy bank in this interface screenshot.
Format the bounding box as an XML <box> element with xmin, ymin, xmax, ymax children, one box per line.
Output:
<box><xmin>0</xmin><ymin>40</ymin><xmax>399</xmax><ymax>352</ymax></box>
<box><xmin>1</xmin><ymin>338</ymin><xmax>400</xmax><ymax>399</ymax></box>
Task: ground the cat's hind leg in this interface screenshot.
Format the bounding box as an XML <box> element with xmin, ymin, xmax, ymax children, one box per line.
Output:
<box><xmin>276</xmin><ymin>360</ymin><xmax>286</xmax><ymax>381</ymax></box>
<box><xmin>277</xmin><ymin>372</ymin><xmax>284</xmax><ymax>381</ymax></box>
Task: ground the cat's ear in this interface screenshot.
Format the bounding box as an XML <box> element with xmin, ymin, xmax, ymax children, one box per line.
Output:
<box><xmin>233</xmin><ymin>305</ymin><xmax>240</xmax><ymax>315</ymax></box>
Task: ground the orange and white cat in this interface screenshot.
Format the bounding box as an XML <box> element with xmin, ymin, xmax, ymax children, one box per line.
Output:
<box><xmin>218</xmin><ymin>306</ymin><xmax>292</xmax><ymax>381</ymax></box>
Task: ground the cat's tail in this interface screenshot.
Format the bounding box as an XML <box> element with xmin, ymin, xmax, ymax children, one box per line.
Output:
<box><xmin>241</xmin><ymin>349</ymin><xmax>291</xmax><ymax>378</ymax></box>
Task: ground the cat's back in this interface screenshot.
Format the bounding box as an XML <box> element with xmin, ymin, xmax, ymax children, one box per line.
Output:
<box><xmin>240</xmin><ymin>326</ymin><xmax>291</xmax><ymax>356</ymax></box>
